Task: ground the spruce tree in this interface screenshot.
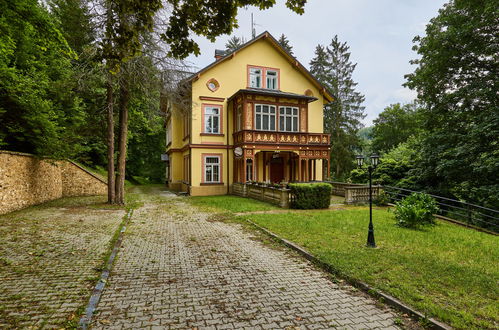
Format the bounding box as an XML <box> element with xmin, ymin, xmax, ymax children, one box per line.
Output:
<box><xmin>277</xmin><ymin>34</ymin><xmax>293</xmax><ymax>55</ymax></box>
<box><xmin>225</xmin><ymin>36</ymin><xmax>245</xmax><ymax>52</ymax></box>
<box><xmin>310</xmin><ymin>36</ymin><xmax>366</xmax><ymax>179</ymax></box>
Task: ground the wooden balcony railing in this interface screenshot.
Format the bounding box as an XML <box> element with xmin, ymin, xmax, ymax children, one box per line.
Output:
<box><xmin>233</xmin><ymin>130</ymin><xmax>330</xmax><ymax>146</ymax></box>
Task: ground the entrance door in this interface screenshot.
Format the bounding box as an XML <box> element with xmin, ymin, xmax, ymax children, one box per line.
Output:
<box><xmin>270</xmin><ymin>157</ymin><xmax>284</xmax><ymax>183</ymax></box>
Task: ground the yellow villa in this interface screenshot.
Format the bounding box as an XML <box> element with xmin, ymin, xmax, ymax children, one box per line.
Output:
<box><xmin>164</xmin><ymin>31</ymin><xmax>333</xmax><ymax>196</ymax></box>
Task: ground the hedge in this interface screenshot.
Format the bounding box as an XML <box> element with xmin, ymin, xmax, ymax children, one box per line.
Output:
<box><xmin>289</xmin><ymin>183</ymin><xmax>332</xmax><ymax>209</ymax></box>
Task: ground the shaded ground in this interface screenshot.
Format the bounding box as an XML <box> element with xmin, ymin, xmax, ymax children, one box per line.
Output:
<box><xmin>0</xmin><ymin>196</ymin><xmax>124</xmax><ymax>328</ymax></box>
<box><xmin>91</xmin><ymin>187</ymin><xmax>405</xmax><ymax>329</ymax></box>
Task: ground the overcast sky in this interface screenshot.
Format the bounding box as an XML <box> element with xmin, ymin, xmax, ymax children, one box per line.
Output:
<box><xmin>185</xmin><ymin>0</ymin><xmax>448</xmax><ymax>126</ymax></box>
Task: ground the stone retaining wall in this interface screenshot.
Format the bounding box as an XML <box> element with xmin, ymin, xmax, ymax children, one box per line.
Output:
<box><xmin>0</xmin><ymin>151</ymin><xmax>107</xmax><ymax>215</ymax></box>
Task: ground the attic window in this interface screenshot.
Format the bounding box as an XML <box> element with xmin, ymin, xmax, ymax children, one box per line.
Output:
<box><xmin>206</xmin><ymin>78</ymin><xmax>220</xmax><ymax>92</ymax></box>
<box><xmin>304</xmin><ymin>89</ymin><xmax>314</xmax><ymax>97</ymax></box>
<box><xmin>249</xmin><ymin>68</ymin><xmax>262</xmax><ymax>88</ymax></box>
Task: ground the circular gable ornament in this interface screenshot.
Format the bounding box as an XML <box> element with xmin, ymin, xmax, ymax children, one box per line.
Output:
<box><xmin>206</xmin><ymin>78</ymin><xmax>220</xmax><ymax>92</ymax></box>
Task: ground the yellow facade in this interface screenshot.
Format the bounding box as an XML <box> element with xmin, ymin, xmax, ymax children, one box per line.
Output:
<box><xmin>166</xmin><ymin>32</ymin><xmax>332</xmax><ymax>196</ymax></box>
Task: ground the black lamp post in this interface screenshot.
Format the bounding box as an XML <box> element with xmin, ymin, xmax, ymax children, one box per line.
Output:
<box><xmin>356</xmin><ymin>154</ymin><xmax>380</xmax><ymax>248</ymax></box>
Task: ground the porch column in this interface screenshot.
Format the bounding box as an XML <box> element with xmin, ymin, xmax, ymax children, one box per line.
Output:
<box><xmin>263</xmin><ymin>152</ymin><xmax>267</xmax><ymax>182</ymax></box>
<box><xmin>243</xmin><ymin>157</ymin><xmax>247</xmax><ymax>183</ymax></box>
<box><xmin>312</xmin><ymin>159</ymin><xmax>316</xmax><ymax>181</ymax></box>
<box><xmin>298</xmin><ymin>157</ymin><xmax>302</xmax><ymax>181</ymax></box>
<box><xmin>305</xmin><ymin>159</ymin><xmax>310</xmax><ymax>181</ymax></box>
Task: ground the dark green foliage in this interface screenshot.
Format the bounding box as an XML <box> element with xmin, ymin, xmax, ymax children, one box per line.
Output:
<box><xmin>277</xmin><ymin>34</ymin><xmax>293</xmax><ymax>55</ymax></box>
<box><xmin>0</xmin><ymin>0</ymin><xmax>86</xmax><ymax>159</ymax></box>
<box><xmin>394</xmin><ymin>193</ymin><xmax>439</xmax><ymax>228</ymax></box>
<box><xmin>310</xmin><ymin>36</ymin><xmax>366</xmax><ymax>180</ymax></box>
<box><xmin>373</xmin><ymin>191</ymin><xmax>389</xmax><ymax>206</ymax></box>
<box><xmin>405</xmin><ymin>0</ymin><xmax>499</xmax><ymax>208</ymax></box>
<box><xmin>162</xmin><ymin>0</ymin><xmax>306</xmax><ymax>58</ymax></box>
<box><xmin>289</xmin><ymin>183</ymin><xmax>332</xmax><ymax>209</ymax></box>
<box><xmin>371</xmin><ymin>102</ymin><xmax>421</xmax><ymax>154</ymax></box>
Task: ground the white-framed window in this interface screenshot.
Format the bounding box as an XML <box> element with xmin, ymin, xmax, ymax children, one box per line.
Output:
<box><xmin>246</xmin><ymin>159</ymin><xmax>253</xmax><ymax>182</ymax></box>
<box><xmin>255</xmin><ymin>104</ymin><xmax>276</xmax><ymax>131</ymax></box>
<box><xmin>266</xmin><ymin>70</ymin><xmax>278</xmax><ymax>90</ymax></box>
<box><xmin>249</xmin><ymin>68</ymin><xmax>262</xmax><ymax>88</ymax></box>
<box><xmin>204</xmin><ymin>156</ymin><xmax>220</xmax><ymax>183</ymax></box>
<box><xmin>204</xmin><ymin>106</ymin><xmax>220</xmax><ymax>133</ymax></box>
<box><xmin>279</xmin><ymin>106</ymin><xmax>299</xmax><ymax>132</ymax></box>
<box><xmin>236</xmin><ymin>105</ymin><xmax>242</xmax><ymax>131</ymax></box>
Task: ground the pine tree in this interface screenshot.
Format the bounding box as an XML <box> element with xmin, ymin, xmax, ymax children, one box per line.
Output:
<box><xmin>310</xmin><ymin>36</ymin><xmax>366</xmax><ymax>179</ymax></box>
<box><xmin>277</xmin><ymin>34</ymin><xmax>293</xmax><ymax>55</ymax></box>
<box><xmin>225</xmin><ymin>36</ymin><xmax>245</xmax><ymax>52</ymax></box>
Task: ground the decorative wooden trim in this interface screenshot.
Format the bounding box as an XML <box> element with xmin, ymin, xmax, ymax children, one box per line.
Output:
<box><xmin>200</xmin><ymin>182</ymin><xmax>225</xmax><ymax>186</ymax></box>
<box><xmin>190</xmin><ymin>144</ymin><xmax>232</xmax><ymax>149</ymax></box>
<box><xmin>199</xmin><ymin>96</ymin><xmax>225</xmax><ymax>102</ymax></box>
<box><xmin>201</xmin><ymin>103</ymin><xmax>224</xmax><ymax>134</ymax></box>
<box><xmin>201</xmin><ymin>153</ymin><xmax>223</xmax><ymax>184</ymax></box>
<box><xmin>200</xmin><ymin>133</ymin><xmax>225</xmax><ymax>137</ymax></box>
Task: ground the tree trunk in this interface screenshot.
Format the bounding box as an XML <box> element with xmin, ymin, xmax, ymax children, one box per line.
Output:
<box><xmin>106</xmin><ymin>75</ymin><xmax>116</xmax><ymax>204</ymax></box>
<box><xmin>115</xmin><ymin>76</ymin><xmax>130</xmax><ymax>205</ymax></box>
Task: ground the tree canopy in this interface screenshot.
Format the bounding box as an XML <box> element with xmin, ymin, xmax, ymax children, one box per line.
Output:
<box><xmin>405</xmin><ymin>0</ymin><xmax>498</xmax><ymax>207</ymax></box>
<box><xmin>371</xmin><ymin>102</ymin><xmax>421</xmax><ymax>154</ymax></box>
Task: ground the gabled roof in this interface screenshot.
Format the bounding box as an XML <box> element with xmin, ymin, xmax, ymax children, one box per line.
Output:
<box><xmin>185</xmin><ymin>31</ymin><xmax>334</xmax><ymax>102</ymax></box>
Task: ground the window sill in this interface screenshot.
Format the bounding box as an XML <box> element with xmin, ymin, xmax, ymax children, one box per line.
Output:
<box><xmin>200</xmin><ymin>133</ymin><xmax>225</xmax><ymax>136</ymax></box>
<box><xmin>200</xmin><ymin>182</ymin><xmax>224</xmax><ymax>186</ymax></box>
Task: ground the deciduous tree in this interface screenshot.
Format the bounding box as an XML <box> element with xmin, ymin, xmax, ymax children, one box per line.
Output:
<box><xmin>405</xmin><ymin>0</ymin><xmax>499</xmax><ymax>207</ymax></box>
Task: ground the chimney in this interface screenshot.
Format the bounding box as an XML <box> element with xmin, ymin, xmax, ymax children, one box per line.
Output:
<box><xmin>214</xmin><ymin>49</ymin><xmax>226</xmax><ymax>61</ymax></box>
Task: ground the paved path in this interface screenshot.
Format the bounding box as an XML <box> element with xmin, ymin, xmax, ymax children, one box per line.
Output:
<box><xmin>92</xmin><ymin>189</ymin><xmax>401</xmax><ymax>329</ymax></box>
<box><xmin>0</xmin><ymin>196</ymin><xmax>124</xmax><ymax>328</ymax></box>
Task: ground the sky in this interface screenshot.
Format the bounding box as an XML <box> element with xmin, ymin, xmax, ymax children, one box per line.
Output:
<box><xmin>185</xmin><ymin>0</ymin><xmax>448</xmax><ymax>126</ymax></box>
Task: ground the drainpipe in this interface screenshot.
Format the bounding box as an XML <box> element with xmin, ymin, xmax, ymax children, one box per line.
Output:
<box><xmin>227</xmin><ymin>101</ymin><xmax>230</xmax><ymax>194</ymax></box>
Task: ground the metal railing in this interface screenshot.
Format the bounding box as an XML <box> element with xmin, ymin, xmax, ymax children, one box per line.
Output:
<box><xmin>383</xmin><ymin>186</ymin><xmax>499</xmax><ymax>233</ymax></box>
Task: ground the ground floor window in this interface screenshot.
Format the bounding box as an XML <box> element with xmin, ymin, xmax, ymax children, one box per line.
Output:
<box><xmin>204</xmin><ymin>156</ymin><xmax>221</xmax><ymax>183</ymax></box>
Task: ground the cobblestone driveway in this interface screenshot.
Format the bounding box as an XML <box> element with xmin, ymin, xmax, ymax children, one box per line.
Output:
<box><xmin>0</xmin><ymin>196</ymin><xmax>124</xmax><ymax>328</ymax></box>
<box><xmin>92</xmin><ymin>190</ymin><xmax>401</xmax><ymax>329</ymax></box>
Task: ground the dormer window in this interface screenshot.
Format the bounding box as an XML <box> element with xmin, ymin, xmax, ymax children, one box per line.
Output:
<box><xmin>266</xmin><ymin>70</ymin><xmax>278</xmax><ymax>90</ymax></box>
<box><xmin>249</xmin><ymin>68</ymin><xmax>262</xmax><ymax>88</ymax></box>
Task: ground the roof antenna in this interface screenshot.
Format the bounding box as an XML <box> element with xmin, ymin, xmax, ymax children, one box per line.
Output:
<box><xmin>251</xmin><ymin>13</ymin><xmax>256</xmax><ymax>38</ymax></box>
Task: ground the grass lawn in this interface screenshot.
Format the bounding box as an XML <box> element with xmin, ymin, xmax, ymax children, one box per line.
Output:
<box><xmin>188</xmin><ymin>195</ymin><xmax>279</xmax><ymax>213</ymax></box>
<box><xmin>240</xmin><ymin>207</ymin><xmax>498</xmax><ymax>329</ymax></box>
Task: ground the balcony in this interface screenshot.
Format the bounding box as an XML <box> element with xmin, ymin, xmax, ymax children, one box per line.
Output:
<box><xmin>233</xmin><ymin>130</ymin><xmax>330</xmax><ymax>147</ymax></box>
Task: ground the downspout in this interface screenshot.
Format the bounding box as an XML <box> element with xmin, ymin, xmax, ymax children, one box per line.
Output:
<box><xmin>226</xmin><ymin>101</ymin><xmax>230</xmax><ymax>194</ymax></box>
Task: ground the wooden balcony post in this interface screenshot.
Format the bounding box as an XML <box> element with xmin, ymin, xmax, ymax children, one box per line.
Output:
<box><xmin>298</xmin><ymin>157</ymin><xmax>302</xmax><ymax>181</ymax></box>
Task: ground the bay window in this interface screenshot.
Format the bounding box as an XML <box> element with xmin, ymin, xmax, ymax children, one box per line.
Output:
<box><xmin>255</xmin><ymin>104</ymin><xmax>276</xmax><ymax>131</ymax></box>
<box><xmin>279</xmin><ymin>106</ymin><xmax>299</xmax><ymax>132</ymax></box>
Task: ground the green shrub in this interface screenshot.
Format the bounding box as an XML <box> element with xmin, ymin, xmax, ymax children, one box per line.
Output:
<box><xmin>289</xmin><ymin>183</ymin><xmax>332</xmax><ymax>209</ymax></box>
<box><xmin>374</xmin><ymin>191</ymin><xmax>390</xmax><ymax>206</ymax></box>
<box><xmin>394</xmin><ymin>192</ymin><xmax>439</xmax><ymax>228</ymax></box>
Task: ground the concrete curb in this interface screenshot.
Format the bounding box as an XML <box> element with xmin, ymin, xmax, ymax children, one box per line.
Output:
<box><xmin>79</xmin><ymin>208</ymin><xmax>133</xmax><ymax>329</ymax></box>
<box><xmin>245</xmin><ymin>219</ymin><xmax>452</xmax><ymax>330</ymax></box>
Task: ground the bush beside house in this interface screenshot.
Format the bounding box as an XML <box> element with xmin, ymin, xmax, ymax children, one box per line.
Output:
<box><xmin>289</xmin><ymin>183</ymin><xmax>332</xmax><ymax>209</ymax></box>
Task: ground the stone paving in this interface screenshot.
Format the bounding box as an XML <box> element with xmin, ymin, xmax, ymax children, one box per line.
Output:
<box><xmin>0</xmin><ymin>196</ymin><xmax>124</xmax><ymax>328</ymax></box>
<box><xmin>92</xmin><ymin>190</ymin><xmax>402</xmax><ymax>329</ymax></box>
